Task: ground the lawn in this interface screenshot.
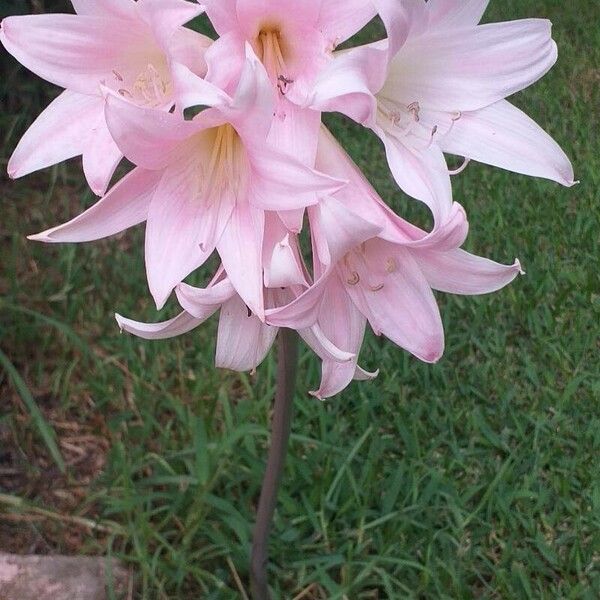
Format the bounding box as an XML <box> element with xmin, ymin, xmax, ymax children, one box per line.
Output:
<box><xmin>1</xmin><ymin>0</ymin><xmax>599</xmax><ymax>598</ymax></box>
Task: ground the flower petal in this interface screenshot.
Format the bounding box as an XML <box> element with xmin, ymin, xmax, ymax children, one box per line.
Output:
<box><xmin>29</xmin><ymin>167</ymin><xmax>160</xmax><ymax>243</ymax></box>
<box><xmin>379</xmin><ymin>133</ymin><xmax>453</xmax><ymax>224</ymax></box>
<box><xmin>384</xmin><ymin>19</ymin><xmax>557</xmax><ymax>112</ymax></box>
<box><xmin>249</xmin><ymin>147</ymin><xmax>346</xmax><ymax>212</ymax></box>
<box><xmin>310</xmin><ymin>275</ymin><xmax>368</xmax><ymax>399</ymax></box>
<box><xmin>104</xmin><ymin>93</ymin><xmax>198</xmax><ymax>170</ymax></box>
<box><xmin>416</xmin><ymin>248</ymin><xmax>524</xmax><ymax>295</ymax></box>
<box><xmin>82</xmin><ymin>116</ymin><xmax>123</xmax><ymax>196</ymax></box>
<box><xmin>427</xmin><ymin>0</ymin><xmax>490</xmax><ymax>29</ymax></box>
<box><xmin>439</xmin><ymin>99</ymin><xmax>576</xmax><ymax>186</ymax></box>
<box><xmin>145</xmin><ymin>158</ymin><xmax>235</xmax><ymax>309</ymax></box>
<box><xmin>176</xmin><ymin>279</ymin><xmax>236</xmax><ymax>319</ymax></box>
<box><xmin>216</xmin><ymin>201</ymin><xmax>265</xmax><ymax>319</ymax></box>
<box><xmin>70</xmin><ymin>0</ymin><xmax>135</xmax><ymax>19</ymax></box>
<box><xmin>216</xmin><ymin>296</ymin><xmax>278</xmax><ymax>372</ymax></box>
<box><xmin>318</xmin><ymin>0</ymin><xmax>377</xmax><ymax>44</ymax></box>
<box><xmin>0</xmin><ymin>14</ymin><xmax>149</xmax><ymax>95</ymax></box>
<box><xmin>115</xmin><ymin>311</ymin><xmax>202</xmax><ymax>340</ymax></box>
<box><xmin>8</xmin><ymin>90</ymin><xmax>101</xmax><ymax>180</ymax></box>
<box><xmin>344</xmin><ymin>244</ymin><xmax>445</xmax><ymax>363</ymax></box>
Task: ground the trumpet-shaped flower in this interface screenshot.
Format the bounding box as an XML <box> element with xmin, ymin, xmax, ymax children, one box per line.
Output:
<box><xmin>311</xmin><ymin>0</ymin><xmax>575</xmax><ymax>222</ymax></box>
<box><xmin>199</xmin><ymin>0</ymin><xmax>377</xmax><ymax>230</ymax></box>
<box><xmin>267</xmin><ymin>128</ymin><xmax>523</xmax><ymax>397</ymax></box>
<box><xmin>117</xmin><ymin>265</ymin><xmax>356</xmax><ymax>375</ymax></box>
<box><xmin>29</xmin><ymin>49</ymin><xmax>345</xmax><ymax>318</ymax></box>
<box><xmin>1</xmin><ymin>0</ymin><xmax>211</xmax><ymax>194</ymax></box>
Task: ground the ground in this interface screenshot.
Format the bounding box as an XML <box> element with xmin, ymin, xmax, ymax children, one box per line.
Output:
<box><xmin>0</xmin><ymin>1</ymin><xmax>599</xmax><ymax>598</ymax></box>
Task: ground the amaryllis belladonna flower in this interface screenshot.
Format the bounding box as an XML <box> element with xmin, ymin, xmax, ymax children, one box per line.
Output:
<box><xmin>1</xmin><ymin>0</ymin><xmax>211</xmax><ymax>194</ymax></box>
<box><xmin>266</xmin><ymin>128</ymin><xmax>523</xmax><ymax>398</ymax></box>
<box><xmin>310</xmin><ymin>0</ymin><xmax>576</xmax><ymax>222</ymax></box>
<box><xmin>29</xmin><ymin>49</ymin><xmax>344</xmax><ymax>317</ymax></box>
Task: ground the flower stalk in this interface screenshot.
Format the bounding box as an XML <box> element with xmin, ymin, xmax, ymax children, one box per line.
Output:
<box><xmin>250</xmin><ymin>328</ymin><xmax>299</xmax><ymax>600</ymax></box>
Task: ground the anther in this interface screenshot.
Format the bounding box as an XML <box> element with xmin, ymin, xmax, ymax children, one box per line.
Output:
<box><xmin>347</xmin><ymin>272</ymin><xmax>361</xmax><ymax>285</ymax></box>
<box><xmin>112</xmin><ymin>70</ymin><xmax>124</xmax><ymax>82</ymax></box>
<box><xmin>407</xmin><ymin>102</ymin><xmax>421</xmax><ymax>122</ymax></box>
<box><xmin>370</xmin><ymin>284</ymin><xmax>385</xmax><ymax>292</ymax></box>
<box><xmin>118</xmin><ymin>89</ymin><xmax>133</xmax><ymax>98</ymax></box>
<box><xmin>385</xmin><ymin>258</ymin><xmax>397</xmax><ymax>273</ymax></box>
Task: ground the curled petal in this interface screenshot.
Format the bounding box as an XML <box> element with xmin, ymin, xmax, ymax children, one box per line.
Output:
<box><xmin>417</xmin><ymin>249</ymin><xmax>524</xmax><ymax>295</ymax></box>
<box><xmin>115</xmin><ymin>311</ymin><xmax>202</xmax><ymax>340</ymax></box>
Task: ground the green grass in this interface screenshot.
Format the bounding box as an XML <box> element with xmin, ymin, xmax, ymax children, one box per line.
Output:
<box><xmin>1</xmin><ymin>0</ymin><xmax>599</xmax><ymax>598</ymax></box>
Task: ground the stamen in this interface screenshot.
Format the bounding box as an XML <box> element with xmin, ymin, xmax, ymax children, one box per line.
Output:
<box><xmin>370</xmin><ymin>284</ymin><xmax>385</xmax><ymax>292</ymax></box>
<box><xmin>115</xmin><ymin>64</ymin><xmax>171</xmax><ymax>108</ymax></box>
<box><xmin>448</xmin><ymin>157</ymin><xmax>471</xmax><ymax>176</ymax></box>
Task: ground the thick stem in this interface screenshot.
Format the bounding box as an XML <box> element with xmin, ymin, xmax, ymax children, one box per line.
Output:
<box><xmin>250</xmin><ymin>328</ymin><xmax>299</xmax><ymax>600</ymax></box>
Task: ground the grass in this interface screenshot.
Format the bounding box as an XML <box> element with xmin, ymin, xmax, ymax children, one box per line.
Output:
<box><xmin>1</xmin><ymin>0</ymin><xmax>599</xmax><ymax>598</ymax></box>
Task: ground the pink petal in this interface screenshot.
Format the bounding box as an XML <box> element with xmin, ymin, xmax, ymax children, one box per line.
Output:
<box><xmin>249</xmin><ymin>147</ymin><xmax>346</xmax><ymax>211</ymax></box>
<box><xmin>216</xmin><ymin>201</ymin><xmax>265</xmax><ymax>319</ymax></box>
<box><xmin>104</xmin><ymin>93</ymin><xmax>199</xmax><ymax>170</ymax></box>
<box><xmin>0</xmin><ymin>14</ymin><xmax>149</xmax><ymax>96</ymax></box>
<box><xmin>29</xmin><ymin>167</ymin><xmax>160</xmax><ymax>243</ymax></box>
<box><xmin>115</xmin><ymin>311</ymin><xmax>202</xmax><ymax>340</ymax></box>
<box><xmin>216</xmin><ymin>296</ymin><xmax>278</xmax><ymax>372</ymax></box>
<box><xmin>135</xmin><ymin>0</ymin><xmax>203</xmax><ymax>53</ymax></box>
<box><xmin>204</xmin><ymin>31</ymin><xmax>247</xmax><ymax>92</ymax></box>
<box><xmin>263</xmin><ymin>215</ymin><xmax>307</xmax><ymax>288</ymax></box>
<box><xmin>427</xmin><ymin>0</ymin><xmax>490</xmax><ymax>29</ymax></box>
<box><xmin>309</xmin><ymin>43</ymin><xmax>384</xmax><ymax>124</ymax></box>
<box><xmin>310</xmin><ymin>276</ymin><xmax>368</xmax><ymax>399</ymax></box>
<box><xmin>201</xmin><ymin>0</ymin><xmax>238</xmax><ymax>36</ymax></box>
<box><xmin>439</xmin><ymin>100</ymin><xmax>576</xmax><ymax>186</ymax></box>
<box><xmin>145</xmin><ymin>158</ymin><xmax>235</xmax><ymax>309</ymax></box>
<box><xmin>176</xmin><ymin>279</ymin><xmax>236</xmax><ymax>319</ymax></box>
<box><xmin>70</xmin><ymin>0</ymin><xmax>135</xmax><ymax>19</ymax></box>
<box><xmin>171</xmin><ymin>61</ymin><xmax>232</xmax><ymax>112</ymax></box>
<box><xmin>379</xmin><ymin>134</ymin><xmax>453</xmax><ymax>224</ymax></box>
<box><xmin>168</xmin><ymin>27</ymin><xmax>213</xmax><ymax>79</ymax></box>
<box><xmin>343</xmin><ymin>244</ymin><xmax>445</xmax><ymax>363</ymax></box>
<box><xmin>82</xmin><ymin>116</ymin><xmax>123</xmax><ymax>196</ymax></box>
<box><xmin>310</xmin><ymin>196</ymin><xmax>383</xmax><ymax>266</ymax></box>
<box><xmin>299</xmin><ymin>324</ymin><xmax>356</xmax><ymax>364</ymax></box>
<box><xmin>417</xmin><ymin>249</ymin><xmax>524</xmax><ymax>295</ymax></box>
<box><xmin>318</xmin><ymin>0</ymin><xmax>377</xmax><ymax>45</ymax></box>
<box><xmin>8</xmin><ymin>90</ymin><xmax>101</xmax><ymax>181</ymax></box>
<box><xmin>384</xmin><ymin>19</ymin><xmax>557</xmax><ymax>113</ymax></box>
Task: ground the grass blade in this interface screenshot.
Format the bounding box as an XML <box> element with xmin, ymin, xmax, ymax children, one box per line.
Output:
<box><xmin>0</xmin><ymin>348</ymin><xmax>66</xmax><ymax>473</ymax></box>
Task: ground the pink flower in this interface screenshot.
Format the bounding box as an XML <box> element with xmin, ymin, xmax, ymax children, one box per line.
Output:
<box><xmin>267</xmin><ymin>128</ymin><xmax>523</xmax><ymax>398</ymax></box>
<box><xmin>29</xmin><ymin>49</ymin><xmax>345</xmax><ymax>317</ymax></box>
<box><xmin>200</xmin><ymin>0</ymin><xmax>377</xmax><ymax>231</ymax></box>
<box><xmin>310</xmin><ymin>0</ymin><xmax>575</xmax><ymax>222</ymax></box>
<box><xmin>1</xmin><ymin>0</ymin><xmax>211</xmax><ymax>195</ymax></box>
<box><xmin>116</xmin><ymin>264</ymin><xmax>355</xmax><ymax>374</ymax></box>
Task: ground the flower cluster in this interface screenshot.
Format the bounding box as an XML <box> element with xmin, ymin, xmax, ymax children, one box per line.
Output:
<box><xmin>2</xmin><ymin>0</ymin><xmax>574</xmax><ymax>398</ymax></box>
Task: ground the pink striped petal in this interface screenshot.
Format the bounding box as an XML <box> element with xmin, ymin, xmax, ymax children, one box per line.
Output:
<box><xmin>216</xmin><ymin>296</ymin><xmax>278</xmax><ymax>372</ymax></box>
<box><xmin>417</xmin><ymin>249</ymin><xmax>524</xmax><ymax>295</ymax></box>
<box><xmin>115</xmin><ymin>311</ymin><xmax>202</xmax><ymax>340</ymax></box>
<box><xmin>439</xmin><ymin>100</ymin><xmax>576</xmax><ymax>186</ymax></box>
<box><xmin>8</xmin><ymin>90</ymin><xmax>101</xmax><ymax>180</ymax></box>
<box><xmin>29</xmin><ymin>168</ymin><xmax>160</xmax><ymax>243</ymax></box>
